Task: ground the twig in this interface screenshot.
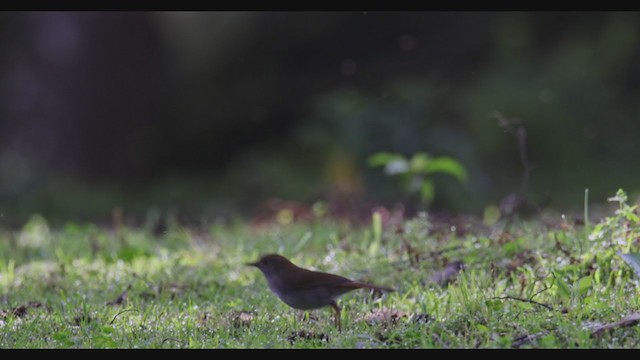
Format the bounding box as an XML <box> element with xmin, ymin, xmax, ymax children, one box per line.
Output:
<box><xmin>493</xmin><ymin>273</ymin><xmax>556</xmax><ymax>311</ymax></box>
<box><xmin>553</xmin><ymin>234</ymin><xmax>579</xmax><ymax>264</ymax></box>
<box><xmin>529</xmin><ymin>272</ymin><xmax>555</xmax><ymax>301</ymax></box>
<box><xmin>493</xmin><ymin>112</ymin><xmax>540</xmax><ymax>232</ymax></box>
<box><xmin>513</xmin><ymin>312</ymin><xmax>640</xmax><ymax>347</ymax></box>
<box><xmin>511</xmin><ymin>330</ymin><xmax>550</xmax><ymax>348</ymax></box>
<box><xmin>491</xmin><ymin>296</ymin><xmax>554</xmax><ymax>311</ymax></box>
<box><xmin>590</xmin><ymin>313</ymin><xmax>640</xmax><ymax>337</ymax></box>
<box><xmin>109</xmin><ymin>308</ymin><xmax>138</xmax><ymax>325</ymax></box>
<box><xmin>494</xmin><ymin>112</ymin><xmax>534</xmax><ymax>199</ymax></box>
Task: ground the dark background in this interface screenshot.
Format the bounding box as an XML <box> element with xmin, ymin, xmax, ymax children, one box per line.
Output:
<box><xmin>1</xmin><ymin>11</ymin><xmax>639</xmax><ymax>225</ymax></box>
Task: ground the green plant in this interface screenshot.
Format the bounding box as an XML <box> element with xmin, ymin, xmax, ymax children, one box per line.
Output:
<box><xmin>368</xmin><ymin>152</ymin><xmax>467</xmax><ymax>206</ymax></box>
<box><xmin>587</xmin><ymin>189</ymin><xmax>640</xmax><ymax>281</ymax></box>
<box><xmin>589</xmin><ymin>189</ymin><xmax>639</xmax><ymax>252</ymax></box>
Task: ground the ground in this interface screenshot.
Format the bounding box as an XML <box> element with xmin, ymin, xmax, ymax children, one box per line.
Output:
<box><xmin>1</xmin><ymin>200</ymin><xmax>640</xmax><ymax>348</ymax></box>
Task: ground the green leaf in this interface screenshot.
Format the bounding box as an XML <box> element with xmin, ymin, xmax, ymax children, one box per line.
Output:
<box><xmin>53</xmin><ymin>331</ymin><xmax>70</xmax><ymax>342</ymax></box>
<box><xmin>372</xmin><ymin>211</ymin><xmax>382</xmax><ymax>245</ymax></box>
<box><xmin>594</xmin><ymin>267</ymin><xmax>602</xmax><ymax>285</ymax></box>
<box><xmin>94</xmin><ymin>333</ymin><xmax>117</xmax><ymax>348</ymax></box>
<box><xmin>485</xmin><ymin>299</ymin><xmax>503</xmax><ymax>311</ymax></box>
<box><xmin>556</xmin><ymin>277</ymin><xmax>571</xmax><ymax>300</ymax></box>
<box><xmin>409</xmin><ymin>152</ymin><xmax>431</xmax><ymax>173</ymax></box>
<box><xmin>619</xmin><ymin>252</ymin><xmax>640</xmax><ymax>277</ymax></box>
<box><xmin>117</xmin><ymin>246</ymin><xmax>149</xmax><ymax>262</ymax></box>
<box><xmin>540</xmin><ymin>334</ymin><xmax>558</xmax><ymax>347</ymax></box>
<box><xmin>607</xmin><ymin>188</ymin><xmax>627</xmax><ymax>203</ymax></box>
<box><xmin>576</xmin><ymin>276</ymin><xmax>592</xmax><ymax>296</ymax></box>
<box><xmin>367</xmin><ymin>152</ymin><xmax>405</xmax><ymax>167</ymax></box>
<box><xmin>502</xmin><ymin>242</ymin><xmax>520</xmax><ymax>257</ymax></box>
<box><xmin>622</xmin><ymin>205</ymin><xmax>639</xmax><ymax>223</ymax></box>
<box><xmin>369</xmin><ymin>211</ymin><xmax>383</xmax><ymax>257</ymax></box>
<box><xmin>420</xmin><ymin>180</ymin><xmax>434</xmax><ymax>203</ymax></box>
<box><xmin>53</xmin><ymin>331</ymin><xmax>74</xmax><ymax>347</ymax></box>
<box><xmin>293</xmin><ymin>231</ymin><xmax>312</xmax><ymax>253</ymax></box>
<box><xmin>424</xmin><ymin>156</ymin><xmax>468</xmax><ymax>182</ymax></box>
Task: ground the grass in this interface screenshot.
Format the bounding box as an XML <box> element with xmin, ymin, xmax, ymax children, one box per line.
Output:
<box><xmin>1</xmin><ymin>203</ymin><xmax>640</xmax><ymax>348</ymax></box>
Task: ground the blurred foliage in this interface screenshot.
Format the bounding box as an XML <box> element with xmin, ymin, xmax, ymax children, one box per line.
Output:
<box><xmin>368</xmin><ymin>152</ymin><xmax>467</xmax><ymax>207</ymax></box>
<box><xmin>1</xmin><ymin>12</ymin><xmax>640</xmax><ymax>225</ymax></box>
<box><xmin>296</xmin><ymin>12</ymin><xmax>640</xmax><ymax>212</ymax></box>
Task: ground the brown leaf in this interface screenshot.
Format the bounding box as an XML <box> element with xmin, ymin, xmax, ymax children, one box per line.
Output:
<box><xmin>361</xmin><ymin>307</ymin><xmax>407</xmax><ymax>325</ymax></box>
<box><xmin>401</xmin><ymin>238</ymin><xmax>421</xmax><ymax>267</ymax></box>
<box><xmin>107</xmin><ymin>290</ymin><xmax>128</xmax><ymax>306</ymax></box>
<box><xmin>11</xmin><ymin>305</ymin><xmax>28</xmax><ymax>317</ymax></box>
<box><xmin>496</xmin><ymin>231</ymin><xmax>514</xmax><ymax>245</ymax></box>
<box><xmin>411</xmin><ymin>313</ymin><xmax>433</xmax><ymax>324</ymax></box>
<box><xmin>73</xmin><ymin>314</ymin><xmax>93</xmax><ymax>326</ymax></box>
<box><xmin>230</xmin><ymin>311</ymin><xmax>254</xmax><ymax>328</ymax></box>
<box><xmin>199</xmin><ymin>312</ymin><xmax>211</xmax><ymax>326</ymax></box>
<box><xmin>2</xmin><ymin>301</ymin><xmax>43</xmax><ymax>318</ymax></box>
<box><xmin>287</xmin><ymin>330</ymin><xmax>329</xmax><ymax>345</ymax></box>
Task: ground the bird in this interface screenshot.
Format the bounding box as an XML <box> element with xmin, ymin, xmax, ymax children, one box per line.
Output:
<box><xmin>247</xmin><ymin>253</ymin><xmax>394</xmax><ymax>330</ymax></box>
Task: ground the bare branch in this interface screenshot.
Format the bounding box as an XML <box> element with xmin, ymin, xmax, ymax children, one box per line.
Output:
<box><xmin>511</xmin><ymin>330</ymin><xmax>550</xmax><ymax>348</ymax></box>
<box><xmin>590</xmin><ymin>313</ymin><xmax>640</xmax><ymax>337</ymax></box>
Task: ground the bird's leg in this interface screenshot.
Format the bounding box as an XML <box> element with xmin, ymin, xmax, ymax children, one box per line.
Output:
<box><xmin>329</xmin><ymin>300</ymin><xmax>341</xmax><ymax>332</ymax></box>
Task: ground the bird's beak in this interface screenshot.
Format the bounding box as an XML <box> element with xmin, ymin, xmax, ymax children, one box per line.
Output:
<box><xmin>246</xmin><ymin>261</ymin><xmax>258</xmax><ymax>267</ymax></box>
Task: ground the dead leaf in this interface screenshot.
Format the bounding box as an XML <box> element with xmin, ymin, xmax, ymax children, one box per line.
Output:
<box><xmin>73</xmin><ymin>314</ymin><xmax>93</xmax><ymax>326</ymax></box>
<box><xmin>199</xmin><ymin>312</ymin><xmax>211</xmax><ymax>326</ymax></box>
<box><xmin>360</xmin><ymin>307</ymin><xmax>407</xmax><ymax>325</ymax></box>
<box><xmin>1</xmin><ymin>301</ymin><xmax>43</xmax><ymax>318</ymax></box>
<box><xmin>11</xmin><ymin>305</ymin><xmax>28</xmax><ymax>317</ymax></box>
<box><xmin>287</xmin><ymin>330</ymin><xmax>329</xmax><ymax>345</ymax></box>
<box><xmin>410</xmin><ymin>313</ymin><xmax>432</xmax><ymax>324</ymax></box>
<box><xmin>401</xmin><ymin>237</ymin><xmax>421</xmax><ymax>267</ymax></box>
<box><xmin>107</xmin><ymin>290</ymin><xmax>128</xmax><ymax>306</ymax></box>
<box><xmin>15</xmin><ymin>301</ymin><xmax>42</xmax><ymax>317</ymax></box>
<box><xmin>230</xmin><ymin>311</ymin><xmax>254</xmax><ymax>328</ymax></box>
<box><xmin>496</xmin><ymin>231</ymin><xmax>514</xmax><ymax>245</ymax></box>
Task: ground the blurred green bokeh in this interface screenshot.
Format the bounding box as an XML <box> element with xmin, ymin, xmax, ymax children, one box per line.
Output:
<box><xmin>1</xmin><ymin>12</ymin><xmax>639</xmax><ymax>225</ymax></box>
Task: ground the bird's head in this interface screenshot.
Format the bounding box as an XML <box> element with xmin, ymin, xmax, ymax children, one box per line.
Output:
<box><xmin>246</xmin><ymin>254</ymin><xmax>296</xmax><ymax>276</ymax></box>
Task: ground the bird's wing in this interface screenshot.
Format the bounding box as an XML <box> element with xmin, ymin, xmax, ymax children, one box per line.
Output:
<box><xmin>280</xmin><ymin>268</ymin><xmax>354</xmax><ymax>291</ymax></box>
<box><xmin>283</xmin><ymin>269</ymin><xmax>394</xmax><ymax>293</ymax></box>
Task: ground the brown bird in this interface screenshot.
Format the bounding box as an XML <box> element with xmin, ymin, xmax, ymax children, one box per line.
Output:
<box><xmin>247</xmin><ymin>254</ymin><xmax>394</xmax><ymax>330</ymax></box>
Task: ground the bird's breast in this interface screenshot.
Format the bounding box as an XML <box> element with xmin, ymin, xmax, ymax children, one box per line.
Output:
<box><xmin>265</xmin><ymin>275</ymin><xmax>333</xmax><ymax>310</ymax></box>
